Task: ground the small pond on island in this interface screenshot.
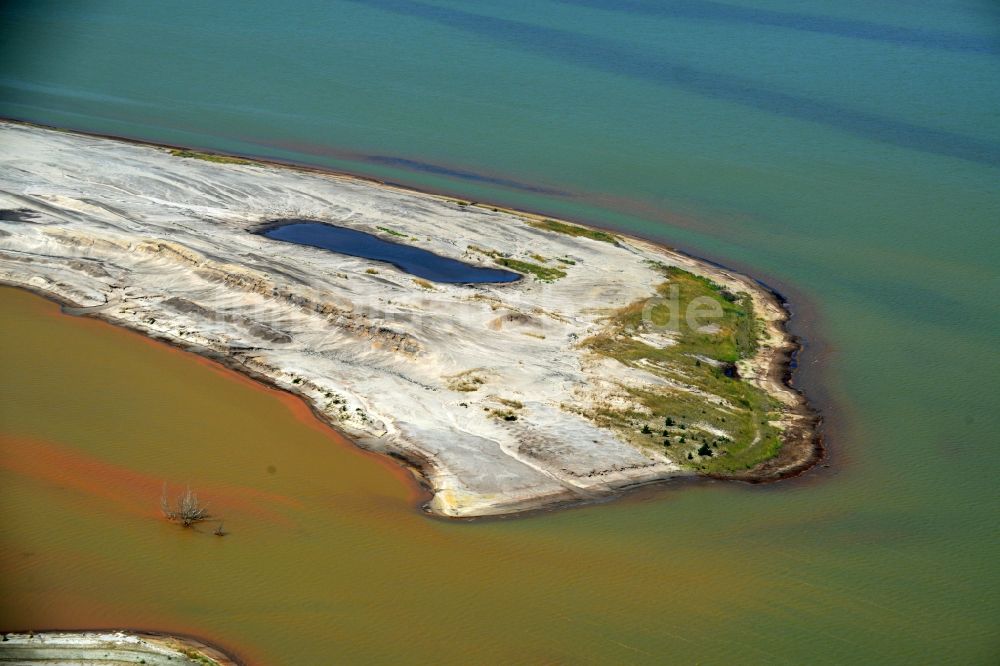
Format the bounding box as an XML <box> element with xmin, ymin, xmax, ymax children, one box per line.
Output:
<box><xmin>258</xmin><ymin>220</ymin><xmax>520</xmax><ymax>284</ymax></box>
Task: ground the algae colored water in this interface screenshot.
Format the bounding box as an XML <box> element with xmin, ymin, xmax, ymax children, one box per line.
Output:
<box><xmin>1</xmin><ymin>0</ymin><xmax>999</xmax><ymax>663</ymax></box>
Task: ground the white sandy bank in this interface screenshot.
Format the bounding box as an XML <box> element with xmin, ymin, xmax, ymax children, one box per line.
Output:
<box><xmin>0</xmin><ymin>631</ymin><xmax>237</xmax><ymax>665</ymax></box>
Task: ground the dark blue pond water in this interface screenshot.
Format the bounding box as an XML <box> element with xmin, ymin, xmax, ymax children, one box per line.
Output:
<box><xmin>259</xmin><ymin>221</ymin><xmax>520</xmax><ymax>284</ymax></box>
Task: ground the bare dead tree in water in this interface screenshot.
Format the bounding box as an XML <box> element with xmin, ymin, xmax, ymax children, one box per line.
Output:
<box><xmin>160</xmin><ymin>482</ymin><xmax>211</xmax><ymax>527</ymax></box>
<box><xmin>214</xmin><ymin>521</ymin><xmax>227</xmax><ymax>537</ymax></box>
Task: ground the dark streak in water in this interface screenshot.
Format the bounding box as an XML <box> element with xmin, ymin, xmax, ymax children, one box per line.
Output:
<box><xmin>362</xmin><ymin>155</ymin><xmax>568</xmax><ymax>196</ymax></box>
<box><xmin>349</xmin><ymin>0</ymin><xmax>1000</xmax><ymax>168</ymax></box>
<box><xmin>235</xmin><ymin>136</ymin><xmax>573</xmax><ymax>198</ymax></box>
<box><xmin>556</xmin><ymin>0</ymin><xmax>1000</xmax><ymax>55</ymax></box>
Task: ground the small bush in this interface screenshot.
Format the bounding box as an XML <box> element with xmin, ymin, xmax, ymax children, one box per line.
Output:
<box><xmin>412</xmin><ymin>278</ymin><xmax>435</xmax><ymax>290</ymax></box>
<box><xmin>160</xmin><ymin>483</ymin><xmax>211</xmax><ymax>527</ymax></box>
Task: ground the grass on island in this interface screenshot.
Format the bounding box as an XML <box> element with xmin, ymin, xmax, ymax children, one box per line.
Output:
<box><xmin>615</xmin><ymin>263</ymin><xmax>759</xmax><ymax>363</ymax></box>
<box><xmin>467</xmin><ymin>245</ymin><xmax>566</xmax><ymax>282</ymax></box>
<box><xmin>529</xmin><ymin>218</ymin><xmax>618</xmax><ymax>245</ymax></box>
<box><xmin>412</xmin><ymin>277</ymin><xmax>436</xmax><ymax>290</ymax></box>
<box><xmin>494</xmin><ymin>257</ymin><xmax>566</xmax><ymax>281</ymax></box>
<box><xmin>168</xmin><ymin>149</ymin><xmax>255</xmax><ymax>165</ymax></box>
<box><xmin>179</xmin><ymin>648</ymin><xmax>221</xmax><ymax>666</ymax></box>
<box><xmin>486</xmin><ymin>398</ymin><xmax>523</xmax><ymax>422</ymax></box>
<box><xmin>446</xmin><ymin>369</ymin><xmax>487</xmax><ymax>392</ymax></box>
<box><xmin>365</xmin><ymin>268</ymin><xmax>379</xmax><ymax>275</ymax></box>
<box><xmin>579</xmin><ymin>265</ymin><xmax>779</xmax><ymax>473</ymax></box>
<box><xmin>377</xmin><ymin>225</ymin><xmax>408</xmax><ymax>238</ymax></box>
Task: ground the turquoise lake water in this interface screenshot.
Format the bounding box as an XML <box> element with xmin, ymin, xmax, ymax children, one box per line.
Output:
<box><xmin>1</xmin><ymin>1</ymin><xmax>999</xmax><ymax>663</ymax></box>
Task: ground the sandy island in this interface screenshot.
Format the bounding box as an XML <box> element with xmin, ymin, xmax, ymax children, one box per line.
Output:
<box><xmin>0</xmin><ymin>631</ymin><xmax>239</xmax><ymax>665</ymax></box>
<box><xmin>0</xmin><ymin>120</ymin><xmax>820</xmax><ymax>517</ymax></box>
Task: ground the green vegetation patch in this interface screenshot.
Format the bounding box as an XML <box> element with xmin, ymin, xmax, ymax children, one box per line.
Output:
<box><xmin>377</xmin><ymin>225</ymin><xmax>408</xmax><ymax>238</ymax></box>
<box><xmin>581</xmin><ymin>266</ymin><xmax>779</xmax><ymax>472</ymax></box>
<box><xmin>529</xmin><ymin>218</ymin><xmax>618</xmax><ymax>244</ymax></box>
<box><xmin>168</xmin><ymin>149</ymin><xmax>255</xmax><ymax>165</ymax></box>
<box><xmin>493</xmin><ymin>257</ymin><xmax>566</xmax><ymax>281</ymax></box>
<box><xmin>626</xmin><ymin>264</ymin><xmax>760</xmax><ymax>362</ymax></box>
<box><xmin>468</xmin><ymin>245</ymin><xmax>566</xmax><ymax>282</ymax></box>
<box><xmin>179</xmin><ymin>648</ymin><xmax>221</xmax><ymax>666</ymax></box>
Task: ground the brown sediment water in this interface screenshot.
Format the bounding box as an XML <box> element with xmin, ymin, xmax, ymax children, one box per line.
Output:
<box><xmin>0</xmin><ymin>286</ymin><xmax>424</xmax><ymax>663</ymax></box>
<box><xmin>1</xmin><ymin>285</ymin><xmax>993</xmax><ymax>664</ymax></box>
